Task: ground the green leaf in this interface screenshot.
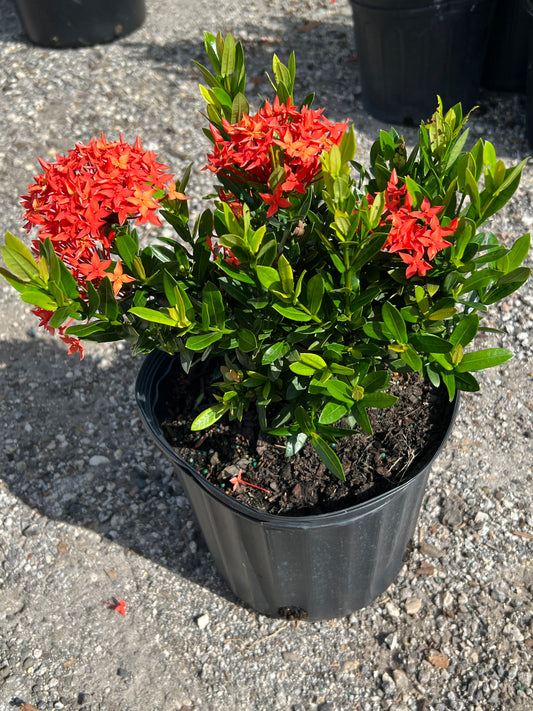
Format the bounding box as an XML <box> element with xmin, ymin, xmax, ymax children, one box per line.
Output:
<box><xmin>400</xmin><ymin>345</ymin><xmax>423</xmax><ymax>372</ymax></box>
<box><xmin>318</xmin><ymin>402</ymin><xmax>348</xmax><ymax>425</ymax></box>
<box><xmin>310</xmin><ymin>433</ymin><xmax>345</xmax><ymax>481</ymax></box>
<box><xmin>2</xmin><ymin>232</ymin><xmax>40</xmax><ymax>281</ymax></box>
<box><xmin>497</xmin><ymin>233</ymin><xmax>530</xmax><ymax>272</ymax></box>
<box><xmin>277</xmin><ymin>254</ymin><xmax>294</xmax><ymax>295</ymax></box>
<box><xmin>360</xmin><ymin>392</ymin><xmax>398</xmax><ymax>408</ymax></box>
<box><xmin>300</xmin><ymin>353</ymin><xmax>327</xmax><ymax>370</ymax></box>
<box><xmin>262</xmin><ymin>342</ymin><xmax>285</xmax><ymax>365</ymax></box>
<box><xmin>98</xmin><ymin>277</ymin><xmax>119</xmax><ymax>321</ymax></box>
<box><xmin>186</xmin><ymin>331</ymin><xmax>224</xmax><ymax>351</ymax></box>
<box><xmin>441</xmin><ymin>372</ymin><xmax>456</xmax><ymax>401</ymax></box>
<box><xmin>382</xmin><ymin>301</ymin><xmax>407</xmax><ymax>343</ymax></box>
<box><xmin>237</xmin><ymin>328</ymin><xmax>257</xmax><ymax>352</ymax></box>
<box><xmin>306</xmin><ymin>273</ymin><xmax>324</xmax><ymax>314</ymax></box>
<box><xmin>409</xmin><ymin>334</ymin><xmax>453</xmax><ymax>354</ymax></box>
<box><xmin>19</xmin><ymin>288</ymin><xmax>57</xmax><ymax>309</ymax></box>
<box><xmin>256</xmin><ymin>265</ymin><xmax>280</xmax><ymax>290</ymax></box>
<box><xmin>483</xmin><ymin>267</ymin><xmax>531</xmax><ymax>305</ymax></box>
<box><xmin>191</xmin><ymin>403</ymin><xmax>228</xmax><ymax>431</ymax></box>
<box><xmin>66</xmin><ymin>322</ymin><xmax>111</xmax><ymax>338</ymax></box>
<box><xmin>57</xmin><ymin>259</ymin><xmax>80</xmax><ymax>300</ymax></box>
<box><xmin>272</xmin><ymin>304</ymin><xmax>312</xmax><ymax>321</ymax></box>
<box><xmin>285</xmin><ymin>432</ymin><xmax>308</xmax><ymax>457</ymax></box>
<box><xmin>202</xmin><ymin>282</ymin><xmax>226</xmax><ymax>329</ymax></box>
<box><xmin>114</xmin><ymin>231</ymin><xmax>139</xmax><ymax>269</ymax></box>
<box><xmin>449</xmin><ymin>313</ymin><xmax>479</xmax><ymax>347</ymax></box>
<box><xmin>129</xmin><ymin>306</ymin><xmax>178</xmax><ymax>326</ymax></box>
<box><xmin>455</xmin><ymin>348</ymin><xmax>513</xmax><ymax>372</ymax></box>
<box><xmin>289</xmin><ymin>362</ymin><xmax>316</xmax><ymax>376</ymax></box>
<box><xmin>220</xmin><ymin>33</ymin><xmax>236</xmax><ymax>77</ymax></box>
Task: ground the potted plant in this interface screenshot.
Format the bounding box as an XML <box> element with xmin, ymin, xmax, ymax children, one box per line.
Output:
<box><xmin>1</xmin><ymin>32</ymin><xmax>529</xmax><ymax>620</ymax></box>
<box><xmin>348</xmin><ymin>0</ymin><xmax>497</xmax><ymax>124</ymax></box>
<box><xmin>14</xmin><ymin>0</ymin><xmax>145</xmax><ymax>48</ymax></box>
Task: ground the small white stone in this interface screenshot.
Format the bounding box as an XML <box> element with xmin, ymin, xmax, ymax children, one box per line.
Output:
<box><xmin>405</xmin><ymin>597</ymin><xmax>422</xmax><ymax>615</ymax></box>
<box><xmin>442</xmin><ymin>591</ymin><xmax>454</xmax><ymax>608</ymax></box>
<box><xmin>196</xmin><ymin>613</ymin><xmax>210</xmax><ymax>630</ymax></box>
<box><xmin>386</xmin><ymin>601</ymin><xmax>401</xmax><ymax>618</ymax></box>
<box><xmin>503</xmin><ymin>623</ymin><xmax>524</xmax><ymax>642</ymax></box>
<box><xmin>88</xmin><ymin>455</ymin><xmax>110</xmax><ymax>466</ymax></box>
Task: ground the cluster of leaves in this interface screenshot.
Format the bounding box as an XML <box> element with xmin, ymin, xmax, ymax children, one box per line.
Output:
<box><xmin>1</xmin><ymin>32</ymin><xmax>530</xmax><ymax>480</ymax></box>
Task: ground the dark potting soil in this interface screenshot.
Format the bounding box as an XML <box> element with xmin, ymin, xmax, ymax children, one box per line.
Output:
<box><xmin>159</xmin><ymin>360</ymin><xmax>454</xmax><ymax>516</ymax></box>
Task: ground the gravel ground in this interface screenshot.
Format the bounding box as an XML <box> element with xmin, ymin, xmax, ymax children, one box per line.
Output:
<box><xmin>1</xmin><ymin>1</ymin><xmax>532</xmax><ymax>710</ymax></box>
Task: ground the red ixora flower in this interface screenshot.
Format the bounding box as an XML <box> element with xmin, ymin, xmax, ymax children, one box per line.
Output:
<box><xmin>21</xmin><ymin>135</ymin><xmax>185</xmax><ymax>353</ymax></box>
<box><xmin>377</xmin><ymin>170</ymin><xmax>458</xmax><ymax>278</ymax></box>
<box><xmin>206</xmin><ymin>96</ymin><xmax>349</xmax><ymax>216</ymax></box>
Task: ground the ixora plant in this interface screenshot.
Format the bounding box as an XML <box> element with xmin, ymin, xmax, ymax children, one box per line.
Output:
<box><xmin>2</xmin><ymin>32</ymin><xmax>530</xmax><ymax>618</ymax></box>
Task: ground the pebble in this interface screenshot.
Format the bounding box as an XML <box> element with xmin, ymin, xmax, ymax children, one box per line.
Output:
<box><xmin>405</xmin><ymin>597</ymin><xmax>423</xmax><ymax>615</ymax></box>
<box><xmin>88</xmin><ymin>455</ymin><xmax>110</xmax><ymax>466</ymax></box>
<box><xmin>503</xmin><ymin>623</ymin><xmax>524</xmax><ymax>642</ymax></box>
<box><xmin>385</xmin><ymin>601</ymin><xmax>400</xmax><ymax>618</ymax></box>
<box><xmin>393</xmin><ymin>669</ymin><xmax>409</xmax><ymax>691</ymax></box>
<box><xmin>196</xmin><ymin>613</ymin><xmax>210</xmax><ymax>630</ymax></box>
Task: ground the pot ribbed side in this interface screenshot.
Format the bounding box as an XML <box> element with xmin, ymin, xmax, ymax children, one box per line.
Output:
<box><xmin>136</xmin><ymin>350</ymin><xmax>459</xmax><ymax>620</ymax></box>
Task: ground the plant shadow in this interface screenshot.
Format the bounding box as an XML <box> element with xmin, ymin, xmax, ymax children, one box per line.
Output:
<box><xmin>0</xmin><ymin>335</ymin><xmax>242</xmax><ymax>607</ymax></box>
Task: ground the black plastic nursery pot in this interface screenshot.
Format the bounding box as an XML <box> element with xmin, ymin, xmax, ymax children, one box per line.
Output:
<box><xmin>482</xmin><ymin>0</ymin><xmax>530</xmax><ymax>93</ymax></box>
<box><xmin>14</xmin><ymin>0</ymin><xmax>146</xmax><ymax>48</ymax></box>
<box><xmin>349</xmin><ymin>0</ymin><xmax>497</xmax><ymax>125</ymax></box>
<box><xmin>136</xmin><ymin>350</ymin><xmax>459</xmax><ymax>621</ymax></box>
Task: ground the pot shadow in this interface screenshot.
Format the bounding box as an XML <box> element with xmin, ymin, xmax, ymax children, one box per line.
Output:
<box><xmin>0</xmin><ymin>335</ymin><xmax>241</xmax><ymax>607</ymax></box>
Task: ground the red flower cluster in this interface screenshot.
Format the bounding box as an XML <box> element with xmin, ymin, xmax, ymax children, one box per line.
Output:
<box><xmin>206</xmin><ymin>97</ymin><xmax>349</xmax><ymax>217</ymax></box>
<box><xmin>379</xmin><ymin>170</ymin><xmax>458</xmax><ymax>278</ymax></box>
<box><xmin>21</xmin><ymin>135</ymin><xmax>184</xmax><ymax>356</ymax></box>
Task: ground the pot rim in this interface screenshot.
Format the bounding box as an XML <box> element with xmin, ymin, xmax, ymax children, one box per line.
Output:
<box><xmin>135</xmin><ymin>349</ymin><xmax>460</xmax><ymax>527</ymax></box>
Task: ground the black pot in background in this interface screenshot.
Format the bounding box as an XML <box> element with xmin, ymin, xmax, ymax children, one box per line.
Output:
<box><xmin>136</xmin><ymin>350</ymin><xmax>459</xmax><ymax>621</ymax></box>
<box><xmin>525</xmin><ymin>1</ymin><xmax>533</xmax><ymax>148</ymax></box>
<box><xmin>14</xmin><ymin>0</ymin><xmax>146</xmax><ymax>48</ymax></box>
<box><xmin>482</xmin><ymin>0</ymin><xmax>530</xmax><ymax>93</ymax></box>
<box><xmin>349</xmin><ymin>0</ymin><xmax>497</xmax><ymax>125</ymax></box>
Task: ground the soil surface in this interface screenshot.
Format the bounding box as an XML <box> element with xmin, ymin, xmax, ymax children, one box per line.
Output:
<box><xmin>160</xmin><ymin>359</ymin><xmax>455</xmax><ymax>515</ymax></box>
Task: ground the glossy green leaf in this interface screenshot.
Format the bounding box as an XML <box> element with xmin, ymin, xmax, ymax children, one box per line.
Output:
<box><xmin>360</xmin><ymin>392</ymin><xmax>398</xmax><ymax>408</ymax></box>
<box><xmin>191</xmin><ymin>403</ymin><xmax>228</xmax><ymax>431</ymax></box>
<box><xmin>289</xmin><ymin>362</ymin><xmax>316</xmax><ymax>376</ymax></box>
<box><xmin>318</xmin><ymin>402</ymin><xmax>348</xmax><ymax>425</ymax></box>
<box><xmin>277</xmin><ymin>254</ymin><xmax>294</xmax><ymax>295</ymax></box>
<box><xmin>306</xmin><ymin>273</ymin><xmax>324</xmax><ymax>314</ymax></box>
<box><xmin>300</xmin><ymin>353</ymin><xmax>327</xmax><ymax>370</ymax></box>
<box><xmin>409</xmin><ymin>334</ymin><xmax>453</xmax><ymax>354</ymax></box>
<box><xmin>129</xmin><ymin>306</ymin><xmax>178</xmax><ymax>326</ymax></box>
<box><xmin>455</xmin><ymin>348</ymin><xmax>513</xmax><ymax>372</ymax></box>
<box><xmin>2</xmin><ymin>232</ymin><xmax>40</xmax><ymax>281</ymax></box>
<box><xmin>449</xmin><ymin>313</ymin><xmax>479</xmax><ymax>347</ymax></box>
<box><xmin>272</xmin><ymin>304</ymin><xmax>312</xmax><ymax>321</ymax></box>
<box><xmin>220</xmin><ymin>33</ymin><xmax>236</xmax><ymax>77</ymax></box>
<box><xmin>19</xmin><ymin>288</ymin><xmax>57</xmax><ymax>310</ymax></box>
<box><xmin>310</xmin><ymin>433</ymin><xmax>345</xmax><ymax>481</ymax></box>
<box><xmin>285</xmin><ymin>432</ymin><xmax>308</xmax><ymax>457</ymax></box>
<box><xmin>382</xmin><ymin>301</ymin><xmax>407</xmax><ymax>343</ymax></box>
<box><xmin>114</xmin><ymin>231</ymin><xmax>138</xmax><ymax>269</ymax></box>
<box><xmin>262</xmin><ymin>342</ymin><xmax>285</xmax><ymax>365</ymax></box>
<box><xmin>400</xmin><ymin>345</ymin><xmax>423</xmax><ymax>372</ymax></box>
<box><xmin>186</xmin><ymin>331</ymin><xmax>224</xmax><ymax>351</ymax></box>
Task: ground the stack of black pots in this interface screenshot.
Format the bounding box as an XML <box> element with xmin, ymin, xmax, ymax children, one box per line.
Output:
<box><xmin>14</xmin><ymin>0</ymin><xmax>146</xmax><ymax>48</ymax></box>
<box><xmin>349</xmin><ymin>0</ymin><xmax>533</xmax><ymax>147</ymax></box>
